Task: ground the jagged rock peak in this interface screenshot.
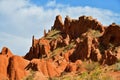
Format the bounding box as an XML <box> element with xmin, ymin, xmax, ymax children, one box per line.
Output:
<box><xmin>52</xmin><ymin>15</ymin><xmax>64</xmax><ymax>30</ymax></box>
<box><xmin>53</xmin><ymin>15</ymin><xmax>105</xmax><ymax>39</ymax></box>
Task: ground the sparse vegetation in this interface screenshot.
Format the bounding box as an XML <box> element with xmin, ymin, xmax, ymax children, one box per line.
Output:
<box><xmin>22</xmin><ymin>61</ymin><xmax>120</xmax><ymax>80</ymax></box>
<box><xmin>48</xmin><ymin>41</ymin><xmax>75</xmax><ymax>59</ymax></box>
<box><xmin>79</xmin><ymin>68</ymin><xmax>113</xmax><ymax>80</ymax></box>
<box><xmin>49</xmin><ymin>47</ymin><xmax>64</xmax><ymax>58</ymax></box>
<box><xmin>87</xmin><ymin>29</ymin><xmax>102</xmax><ymax>38</ymax></box>
<box><xmin>48</xmin><ymin>61</ymin><xmax>115</xmax><ymax>80</ymax></box>
<box><xmin>63</xmin><ymin>42</ymin><xmax>75</xmax><ymax>52</ymax></box>
<box><xmin>113</xmin><ymin>60</ymin><xmax>120</xmax><ymax>71</ymax></box>
<box><xmin>23</xmin><ymin>70</ymin><xmax>35</xmax><ymax>80</ymax></box>
<box><xmin>46</xmin><ymin>61</ymin><xmax>116</xmax><ymax>80</ymax></box>
<box><xmin>83</xmin><ymin>61</ymin><xmax>100</xmax><ymax>72</ymax></box>
<box><xmin>45</xmin><ymin>29</ymin><xmax>61</xmax><ymax>40</ymax></box>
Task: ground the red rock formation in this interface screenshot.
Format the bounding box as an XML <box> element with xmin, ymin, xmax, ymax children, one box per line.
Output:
<box><xmin>50</xmin><ymin>35</ymin><xmax>66</xmax><ymax>51</ymax></box>
<box><xmin>52</xmin><ymin>15</ymin><xmax>64</xmax><ymax>31</ymax></box>
<box><xmin>65</xmin><ymin>60</ymin><xmax>83</xmax><ymax>73</ymax></box>
<box><xmin>56</xmin><ymin>59</ymin><xmax>68</xmax><ymax>73</ymax></box>
<box><xmin>100</xmin><ymin>50</ymin><xmax>117</xmax><ymax>65</ymax></box>
<box><xmin>44</xmin><ymin>29</ymin><xmax>47</xmax><ymax>37</ymax></box>
<box><xmin>115</xmin><ymin>46</ymin><xmax>120</xmax><ymax>60</ymax></box>
<box><xmin>63</xmin><ymin>49</ymin><xmax>75</xmax><ymax>61</ymax></box>
<box><xmin>26</xmin><ymin>59</ymin><xmax>67</xmax><ymax>77</ymax></box>
<box><xmin>99</xmin><ymin>23</ymin><xmax>120</xmax><ymax>65</ymax></box>
<box><xmin>0</xmin><ymin>15</ymin><xmax>120</xmax><ymax>79</ymax></box>
<box><xmin>64</xmin><ymin>34</ymin><xmax>70</xmax><ymax>45</ymax></box>
<box><xmin>21</xmin><ymin>15</ymin><xmax>120</xmax><ymax>79</ymax></box>
<box><xmin>24</xmin><ymin>38</ymin><xmax>50</xmax><ymax>60</ymax></box>
<box><xmin>69</xmin><ymin>35</ymin><xmax>93</xmax><ymax>61</ymax></box>
<box><xmin>100</xmin><ymin>23</ymin><xmax>120</xmax><ymax>47</ymax></box>
<box><xmin>90</xmin><ymin>38</ymin><xmax>102</xmax><ymax>62</ymax></box>
<box><xmin>8</xmin><ymin>55</ymin><xmax>29</xmax><ymax>80</ymax></box>
<box><xmin>0</xmin><ymin>47</ymin><xmax>13</xmax><ymax>57</ymax></box>
<box><xmin>0</xmin><ymin>55</ymin><xmax>9</xmax><ymax>80</ymax></box>
<box><xmin>53</xmin><ymin>15</ymin><xmax>105</xmax><ymax>39</ymax></box>
<box><xmin>0</xmin><ymin>47</ymin><xmax>13</xmax><ymax>80</ymax></box>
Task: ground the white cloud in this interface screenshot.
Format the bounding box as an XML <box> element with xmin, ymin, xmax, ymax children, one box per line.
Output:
<box><xmin>0</xmin><ymin>32</ymin><xmax>31</xmax><ymax>55</ymax></box>
<box><xmin>46</xmin><ymin>0</ymin><xmax>69</xmax><ymax>8</ymax></box>
<box><xmin>60</xmin><ymin>6</ymin><xmax>120</xmax><ymax>25</ymax></box>
<box><xmin>46</xmin><ymin>0</ymin><xmax>56</xmax><ymax>7</ymax></box>
<box><xmin>0</xmin><ymin>0</ymin><xmax>120</xmax><ymax>55</ymax></box>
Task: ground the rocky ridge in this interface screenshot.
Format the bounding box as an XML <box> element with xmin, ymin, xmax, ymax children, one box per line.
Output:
<box><xmin>0</xmin><ymin>15</ymin><xmax>120</xmax><ymax>80</ymax></box>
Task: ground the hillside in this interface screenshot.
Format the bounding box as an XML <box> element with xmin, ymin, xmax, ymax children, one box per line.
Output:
<box><xmin>0</xmin><ymin>15</ymin><xmax>120</xmax><ymax>80</ymax></box>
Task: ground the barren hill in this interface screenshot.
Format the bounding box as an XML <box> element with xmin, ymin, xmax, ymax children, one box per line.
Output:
<box><xmin>0</xmin><ymin>15</ymin><xmax>120</xmax><ymax>80</ymax></box>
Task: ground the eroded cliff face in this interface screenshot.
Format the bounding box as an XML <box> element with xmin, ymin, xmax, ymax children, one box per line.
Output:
<box><xmin>0</xmin><ymin>15</ymin><xmax>120</xmax><ymax>80</ymax></box>
<box><xmin>0</xmin><ymin>47</ymin><xmax>13</xmax><ymax>80</ymax></box>
<box><xmin>52</xmin><ymin>15</ymin><xmax>105</xmax><ymax>39</ymax></box>
<box><xmin>100</xmin><ymin>23</ymin><xmax>120</xmax><ymax>47</ymax></box>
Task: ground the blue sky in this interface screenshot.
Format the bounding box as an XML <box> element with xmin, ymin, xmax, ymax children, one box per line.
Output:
<box><xmin>0</xmin><ymin>0</ymin><xmax>120</xmax><ymax>55</ymax></box>
<box><xmin>30</xmin><ymin>0</ymin><xmax>120</xmax><ymax>13</ymax></box>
